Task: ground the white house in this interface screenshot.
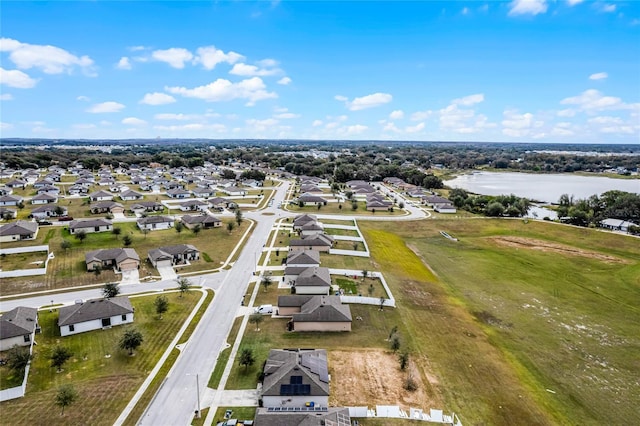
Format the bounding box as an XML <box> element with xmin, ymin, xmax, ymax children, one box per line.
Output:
<box><xmin>0</xmin><ymin>307</ymin><xmax>39</xmax><ymax>351</ymax></box>
<box><xmin>58</xmin><ymin>297</ymin><xmax>134</xmax><ymax>337</ymax></box>
<box><xmin>31</xmin><ymin>193</ymin><xmax>58</xmax><ymax>205</ymax></box>
<box><xmin>89</xmin><ymin>190</ymin><xmax>115</xmax><ymax>202</ymax></box>
<box><xmin>69</xmin><ymin>218</ymin><xmax>113</xmax><ymax>234</ymax></box>
<box><xmin>137</xmin><ymin>215</ymin><xmax>174</xmax><ymax>231</ymax></box>
<box><xmin>0</xmin><ymin>221</ymin><xmax>39</xmax><ymax>243</ymax></box>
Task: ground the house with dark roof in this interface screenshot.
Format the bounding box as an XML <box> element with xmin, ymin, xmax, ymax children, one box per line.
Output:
<box><xmin>0</xmin><ymin>307</ymin><xmax>39</xmax><ymax>351</ymax></box>
<box><xmin>89</xmin><ymin>190</ymin><xmax>115</xmax><ymax>202</ymax></box>
<box><xmin>166</xmin><ymin>188</ymin><xmax>191</xmax><ymax>199</ymax></box>
<box><xmin>179</xmin><ymin>199</ymin><xmax>209</xmax><ymax>212</ymax></box>
<box><xmin>137</xmin><ymin>215</ymin><xmax>174</xmax><ymax>231</ymax></box>
<box><xmin>31</xmin><ymin>193</ymin><xmax>58</xmax><ymax>205</ymax></box>
<box><xmin>0</xmin><ymin>195</ymin><xmax>23</xmax><ymax>207</ymax></box>
<box><xmin>58</xmin><ymin>296</ymin><xmax>134</xmax><ymax>337</ymax></box>
<box><xmin>147</xmin><ymin>244</ymin><xmax>200</xmax><ymax>268</ymax></box>
<box><xmin>261</xmin><ymin>348</ymin><xmax>330</xmax><ymax>409</ymax></box>
<box><xmin>36</xmin><ymin>184</ymin><xmax>60</xmax><ymax>195</ymax></box>
<box><xmin>85</xmin><ymin>248</ymin><xmax>140</xmax><ymax>272</ymax></box>
<box><xmin>0</xmin><ymin>207</ymin><xmax>17</xmax><ymax>220</ymax></box>
<box><xmin>253</xmin><ymin>407</ymin><xmax>351</xmax><ymax>426</ymax></box>
<box><xmin>5</xmin><ymin>179</ymin><xmax>26</xmax><ymax>189</ymax></box>
<box><xmin>129</xmin><ymin>201</ymin><xmax>163</xmax><ymax>214</ymax></box>
<box><xmin>289</xmin><ymin>234</ymin><xmax>334</xmax><ymax>253</ymax></box>
<box><xmin>293</xmin><ymin>267</ymin><xmax>332</xmax><ymax>295</ymax></box>
<box><xmin>0</xmin><ymin>221</ymin><xmax>39</xmax><ymax>243</ymax></box>
<box><xmin>90</xmin><ymin>201</ymin><xmax>125</xmax><ymax>214</ymax></box>
<box><xmin>292</xmin><ymin>214</ymin><xmax>317</xmax><ymax>231</ymax></box>
<box><xmin>180</xmin><ymin>214</ymin><xmax>221</xmax><ymax>229</ymax></box>
<box><xmin>120</xmin><ymin>190</ymin><xmax>144</xmax><ymax>201</ymax></box>
<box><xmin>284</xmin><ymin>251</ymin><xmax>321</xmax><ymax>283</ymax></box>
<box><xmin>69</xmin><ymin>218</ymin><xmax>113</xmax><ymax>234</ymax></box>
<box><xmin>297</xmin><ymin>193</ymin><xmax>328</xmax><ymax>206</ymax></box>
<box><xmin>278</xmin><ymin>295</ymin><xmax>352</xmax><ymax>332</ymax></box>
<box><xmin>31</xmin><ymin>204</ymin><xmax>67</xmax><ymax>219</ymax></box>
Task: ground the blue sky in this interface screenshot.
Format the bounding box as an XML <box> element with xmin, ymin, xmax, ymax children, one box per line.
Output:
<box><xmin>1</xmin><ymin>0</ymin><xmax>639</xmax><ymax>143</ymax></box>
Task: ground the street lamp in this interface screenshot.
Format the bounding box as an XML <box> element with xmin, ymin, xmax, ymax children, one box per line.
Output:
<box><xmin>186</xmin><ymin>373</ymin><xmax>201</xmax><ymax>418</ymax></box>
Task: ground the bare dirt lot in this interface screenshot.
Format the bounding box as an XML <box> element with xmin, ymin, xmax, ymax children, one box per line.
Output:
<box><xmin>328</xmin><ymin>349</ymin><xmax>432</xmax><ymax>408</ymax></box>
<box><xmin>488</xmin><ymin>236</ymin><xmax>629</xmax><ymax>264</ymax></box>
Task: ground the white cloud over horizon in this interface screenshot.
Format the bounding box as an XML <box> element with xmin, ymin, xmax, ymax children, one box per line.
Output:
<box><xmin>0</xmin><ymin>37</ymin><xmax>95</xmax><ymax>75</ymax></box>
<box><xmin>165</xmin><ymin>77</ymin><xmax>277</xmax><ymax>106</ymax></box>
<box><xmin>86</xmin><ymin>101</ymin><xmax>125</xmax><ymax>113</ymax></box>
<box><xmin>336</xmin><ymin>92</ymin><xmax>393</xmax><ymax>111</ymax></box>
<box><xmin>589</xmin><ymin>72</ymin><xmax>608</xmax><ymax>80</ymax></box>
<box><xmin>0</xmin><ymin>67</ymin><xmax>37</xmax><ymax>88</ymax></box>
<box><xmin>139</xmin><ymin>92</ymin><xmax>176</xmax><ymax>105</ymax></box>
<box><xmin>151</xmin><ymin>47</ymin><xmax>194</xmax><ymax>68</ymax></box>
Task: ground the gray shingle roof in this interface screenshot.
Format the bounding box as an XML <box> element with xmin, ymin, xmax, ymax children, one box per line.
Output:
<box><xmin>69</xmin><ymin>218</ymin><xmax>113</xmax><ymax>229</ymax></box>
<box><xmin>286</xmin><ymin>250</ymin><xmax>320</xmax><ymax>265</ymax></box>
<box><xmin>0</xmin><ymin>220</ymin><xmax>38</xmax><ymax>236</ymax></box>
<box><xmin>262</xmin><ymin>349</ymin><xmax>329</xmax><ymax>397</ymax></box>
<box><xmin>181</xmin><ymin>214</ymin><xmax>220</xmax><ymax>225</ymax></box>
<box><xmin>293</xmin><ymin>296</ymin><xmax>352</xmax><ymax>323</ymax></box>
<box><xmin>85</xmin><ymin>248</ymin><xmax>140</xmax><ymax>264</ymax></box>
<box><xmin>58</xmin><ymin>296</ymin><xmax>133</xmax><ymax>326</ymax></box>
<box><xmin>148</xmin><ymin>244</ymin><xmax>198</xmax><ymax>261</ymax></box>
<box><xmin>0</xmin><ymin>307</ymin><xmax>38</xmax><ymax>339</ymax></box>
<box><xmin>254</xmin><ymin>407</ymin><xmax>351</xmax><ymax>426</ymax></box>
<box><xmin>137</xmin><ymin>215</ymin><xmax>173</xmax><ymax>225</ymax></box>
<box><xmin>296</xmin><ymin>267</ymin><xmax>331</xmax><ymax>287</ymax></box>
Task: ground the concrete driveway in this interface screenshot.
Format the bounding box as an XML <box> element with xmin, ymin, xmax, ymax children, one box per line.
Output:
<box><xmin>121</xmin><ymin>268</ymin><xmax>140</xmax><ymax>284</ymax></box>
<box><xmin>157</xmin><ymin>265</ymin><xmax>177</xmax><ymax>280</ymax></box>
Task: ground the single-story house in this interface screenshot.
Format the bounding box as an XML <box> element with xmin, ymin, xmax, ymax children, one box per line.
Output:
<box><xmin>298</xmin><ymin>193</ymin><xmax>328</xmax><ymax>205</ymax></box>
<box><xmin>284</xmin><ymin>250</ymin><xmax>321</xmax><ymax>283</ymax></box>
<box><xmin>0</xmin><ymin>195</ymin><xmax>23</xmax><ymax>207</ymax></box>
<box><xmin>191</xmin><ymin>187</ymin><xmax>214</xmax><ymax>198</ymax></box>
<box><xmin>89</xmin><ymin>190</ymin><xmax>115</xmax><ymax>202</ymax></box>
<box><xmin>600</xmin><ymin>218</ymin><xmax>636</xmax><ymax>233</ymax></box>
<box><xmin>31</xmin><ymin>204</ymin><xmax>67</xmax><ymax>219</ymax></box>
<box><xmin>261</xmin><ymin>348</ymin><xmax>330</xmax><ymax>409</ymax></box>
<box><xmin>84</xmin><ymin>248</ymin><xmax>140</xmax><ymax>272</ymax></box>
<box><xmin>0</xmin><ymin>221</ymin><xmax>39</xmax><ymax>242</ymax></box>
<box><xmin>5</xmin><ymin>179</ymin><xmax>27</xmax><ymax>189</ymax></box>
<box><xmin>31</xmin><ymin>193</ymin><xmax>58</xmax><ymax>205</ymax></box>
<box><xmin>221</xmin><ymin>186</ymin><xmax>247</xmax><ymax>196</ymax></box>
<box><xmin>0</xmin><ymin>207</ymin><xmax>17</xmax><ymax>220</ymax></box>
<box><xmin>0</xmin><ymin>306</ymin><xmax>39</xmax><ymax>351</ymax></box>
<box><xmin>67</xmin><ymin>184</ymin><xmax>89</xmax><ymax>195</ymax></box>
<box><xmin>130</xmin><ymin>201</ymin><xmax>163</xmax><ymax>214</ymax></box>
<box><xmin>179</xmin><ymin>199</ymin><xmax>209</xmax><ymax>212</ymax></box>
<box><xmin>422</xmin><ymin>195</ymin><xmax>450</xmax><ymax>207</ymax></box>
<box><xmin>289</xmin><ymin>234</ymin><xmax>334</xmax><ymax>253</ymax></box>
<box><xmin>33</xmin><ymin>179</ymin><xmax>54</xmax><ymax>189</ymax></box>
<box><xmin>433</xmin><ymin>203</ymin><xmax>457</xmax><ymax>213</ymax></box>
<box><xmin>147</xmin><ymin>244</ymin><xmax>200</xmax><ymax>268</ymax></box>
<box><xmin>36</xmin><ymin>185</ymin><xmax>60</xmax><ymax>195</ymax></box>
<box><xmin>292</xmin><ymin>214</ymin><xmax>318</xmax><ymax>231</ymax></box>
<box><xmin>253</xmin><ymin>407</ymin><xmax>351</xmax><ymax>425</ymax></box>
<box><xmin>209</xmin><ymin>197</ymin><xmax>235</xmax><ymax>211</ymax></box>
<box><xmin>299</xmin><ymin>221</ymin><xmax>325</xmax><ymax>237</ymax></box>
<box><xmin>181</xmin><ymin>214</ymin><xmax>221</xmax><ymax>229</ymax></box>
<box><xmin>120</xmin><ymin>190</ymin><xmax>144</xmax><ymax>201</ymax></box>
<box><xmin>278</xmin><ymin>295</ymin><xmax>352</xmax><ymax>332</ymax></box>
<box><xmin>166</xmin><ymin>188</ymin><xmax>191</xmax><ymax>199</ymax></box>
<box><xmin>299</xmin><ymin>184</ymin><xmax>323</xmax><ymax>193</ymax></box>
<box><xmin>365</xmin><ymin>199</ymin><xmax>391</xmax><ymax>211</ymax></box>
<box><xmin>90</xmin><ymin>201</ymin><xmax>125</xmax><ymax>214</ymax></box>
<box><xmin>69</xmin><ymin>218</ymin><xmax>113</xmax><ymax>234</ymax></box>
<box><xmin>137</xmin><ymin>215</ymin><xmax>174</xmax><ymax>231</ymax></box>
<box><xmin>58</xmin><ymin>296</ymin><xmax>134</xmax><ymax>337</ymax></box>
<box><xmin>292</xmin><ymin>267</ymin><xmax>332</xmax><ymax>295</ymax></box>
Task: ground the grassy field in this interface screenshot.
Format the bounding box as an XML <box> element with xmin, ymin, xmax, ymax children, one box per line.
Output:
<box><xmin>358</xmin><ymin>219</ymin><xmax>640</xmax><ymax>426</ymax></box>
<box><xmin>286</xmin><ymin>201</ymin><xmax>405</xmax><ymax>216</ymax></box>
<box><xmin>332</xmin><ymin>276</ymin><xmax>387</xmax><ymax>298</ymax></box>
<box><xmin>319</xmin><ymin>253</ymin><xmax>376</xmax><ymax>271</ymax></box>
<box><xmin>0</xmin><ymin>291</ymin><xmax>200</xmax><ymax>426</ymax></box>
<box><xmin>0</xmin><ymin>220</ymin><xmax>250</xmax><ymax>295</ymax></box>
<box><xmin>324</xmin><ymin>228</ymin><xmax>360</xmax><ymax>237</ymax></box>
<box><xmin>333</xmin><ymin>240</ymin><xmax>366</xmax><ymax>251</ymax></box>
<box><xmin>0</xmin><ymin>250</ymin><xmax>48</xmax><ymax>271</ymax></box>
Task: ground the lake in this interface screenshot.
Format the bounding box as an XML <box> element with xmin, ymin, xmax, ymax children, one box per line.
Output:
<box><xmin>448</xmin><ymin>172</ymin><xmax>639</xmax><ymax>204</ymax></box>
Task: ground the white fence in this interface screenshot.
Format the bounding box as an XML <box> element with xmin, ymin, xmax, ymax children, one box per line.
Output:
<box><xmin>0</xmin><ymin>245</ymin><xmax>52</xmax><ymax>278</ymax></box>
<box><xmin>340</xmin><ymin>295</ymin><xmax>395</xmax><ymax>307</ymax></box>
<box><xmin>329</xmin><ymin>249</ymin><xmax>370</xmax><ymax>257</ymax></box>
<box><xmin>347</xmin><ymin>405</ymin><xmax>462</xmax><ymax>425</ymax></box>
<box><xmin>0</xmin><ymin>340</ymin><xmax>35</xmax><ymax>402</ymax></box>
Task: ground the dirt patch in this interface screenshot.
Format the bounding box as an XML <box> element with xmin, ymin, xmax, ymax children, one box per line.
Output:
<box><xmin>329</xmin><ymin>349</ymin><xmax>433</xmax><ymax>408</ymax></box>
<box><xmin>489</xmin><ymin>236</ymin><xmax>629</xmax><ymax>264</ymax></box>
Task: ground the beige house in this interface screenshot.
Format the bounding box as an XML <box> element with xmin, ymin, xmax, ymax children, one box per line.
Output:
<box><xmin>85</xmin><ymin>248</ymin><xmax>140</xmax><ymax>272</ymax></box>
<box><xmin>278</xmin><ymin>295</ymin><xmax>352</xmax><ymax>332</ymax></box>
<box><xmin>293</xmin><ymin>267</ymin><xmax>332</xmax><ymax>295</ymax></box>
<box><xmin>289</xmin><ymin>234</ymin><xmax>334</xmax><ymax>253</ymax></box>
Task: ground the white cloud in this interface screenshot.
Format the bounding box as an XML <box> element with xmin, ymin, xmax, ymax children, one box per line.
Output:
<box><xmin>139</xmin><ymin>92</ymin><xmax>177</xmax><ymax>106</ymax></box>
<box><xmin>128</xmin><ymin>45</ymin><xmax>147</xmax><ymax>52</ymax></box>
<box><xmin>508</xmin><ymin>0</ymin><xmax>548</xmax><ymax>16</ymax></box>
<box><xmin>337</xmin><ymin>92</ymin><xmax>393</xmax><ymax>111</ymax></box>
<box><xmin>588</xmin><ymin>116</ymin><xmax>623</xmax><ymax>125</ymax></box>
<box><xmin>501</xmin><ymin>109</ymin><xmax>542</xmax><ymax>137</ymax></box>
<box><xmin>405</xmin><ymin>122</ymin><xmax>425</xmax><ymax>133</ymax></box>
<box><xmin>557</xmin><ymin>108</ymin><xmax>576</xmax><ymax>117</ymax></box>
<box><xmin>229</xmin><ymin>63</ymin><xmax>280</xmax><ymax>77</ymax></box>
<box><xmin>0</xmin><ymin>67</ymin><xmax>37</xmax><ymax>88</ymax></box>
<box><xmin>452</xmin><ymin>93</ymin><xmax>484</xmax><ymax>106</ymax></box>
<box><xmin>410</xmin><ymin>110</ymin><xmax>432</xmax><ymax>121</ymax></box>
<box><xmin>567</xmin><ymin>0</ymin><xmax>583</xmax><ymax>5</ymax></box>
<box><xmin>122</xmin><ymin>117</ymin><xmax>147</xmax><ymax>126</ymax></box>
<box><xmin>277</xmin><ymin>76</ymin><xmax>292</xmax><ymax>85</ymax></box>
<box><xmin>0</xmin><ymin>93</ymin><xmax>13</xmax><ymax>101</ymax></box>
<box><xmin>344</xmin><ymin>124</ymin><xmax>368</xmax><ymax>135</ymax></box>
<box><xmin>151</xmin><ymin>48</ymin><xmax>193</xmax><ymax>69</ymax></box>
<box><xmin>389</xmin><ymin>110</ymin><xmax>404</xmax><ymax>120</ymax></box>
<box><xmin>165</xmin><ymin>77</ymin><xmax>277</xmax><ymax>106</ymax></box>
<box><xmin>258</xmin><ymin>58</ymin><xmax>278</xmax><ymax>68</ymax></box>
<box><xmin>193</xmin><ymin>46</ymin><xmax>244</xmax><ymax>70</ymax></box>
<box><xmin>462</xmin><ymin>7</ymin><xmax>470</xmax><ymax>15</ymax></box>
<box><xmin>0</xmin><ymin>122</ymin><xmax>13</xmax><ymax>130</ymax></box>
<box><xmin>383</xmin><ymin>121</ymin><xmax>401</xmax><ymax>133</ymax></box>
<box><xmin>86</xmin><ymin>101</ymin><xmax>125</xmax><ymax>113</ymax></box>
<box><xmin>560</xmin><ymin>89</ymin><xmax>629</xmax><ymax>112</ymax></box>
<box><xmin>76</xmin><ymin>95</ymin><xmax>90</xmax><ymax>102</ymax></box>
<box><xmin>117</xmin><ymin>57</ymin><xmax>132</xmax><ymax>70</ymax></box>
<box><xmin>312</xmin><ymin>120</ymin><xmax>323</xmax><ymax>127</ymax></box>
<box><xmin>246</xmin><ymin>118</ymin><xmax>279</xmax><ymax>132</ymax></box>
<box><xmin>601</xmin><ymin>3</ymin><xmax>616</xmax><ymax>13</ymax></box>
<box><xmin>274</xmin><ymin>112</ymin><xmax>300</xmax><ymax>119</ymax></box>
<box><xmin>589</xmin><ymin>72</ymin><xmax>608</xmax><ymax>80</ymax></box>
<box><xmin>0</xmin><ymin>38</ymin><xmax>95</xmax><ymax>75</ymax></box>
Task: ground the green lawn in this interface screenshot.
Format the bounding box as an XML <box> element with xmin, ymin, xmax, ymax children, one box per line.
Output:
<box><xmin>358</xmin><ymin>219</ymin><xmax>640</xmax><ymax>426</ymax></box>
<box><xmin>207</xmin><ymin>316</ymin><xmax>244</xmax><ymax>389</ymax></box>
<box><xmin>0</xmin><ymin>220</ymin><xmax>250</xmax><ymax>295</ymax></box>
<box><xmin>0</xmin><ymin>292</ymin><xmax>200</xmax><ymax>426</ymax></box>
<box><xmin>333</xmin><ymin>240</ymin><xmax>366</xmax><ymax>251</ymax></box>
<box><xmin>332</xmin><ymin>276</ymin><xmax>387</xmax><ymax>298</ymax></box>
<box><xmin>323</xmin><ymin>228</ymin><xmax>360</xmax><ymax>237</ymax></box>
<box><xmin>319</xmin><ymin>253</ymin><xmax>376</xmax><ymax>271</ymax></box>
<box><xmin>0</xmin><ymin>250</ymin><xmax>48</xmax><ymax>271</ymax></box>
<box><xmin>320</xmin><ymin>219</ymin><xmax>355</xmax><ymax>226</ymax></box>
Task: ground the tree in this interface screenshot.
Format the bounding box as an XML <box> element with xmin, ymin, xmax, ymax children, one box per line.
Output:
<box><xmin>351</xmin><ymin>201</ymin><xmax>358</xmax><ymax>211</ymax></box>
<box><xmin>50</xmin><ymin>346</ymin><xmax>73</xmax><ymax>372</ymax></box>
<box><xmin>235</xmin><ymin>208</ymin><xmax>243</xmax><ymax>226</ymax></box>
<box><xmin>55</xmin><ymin>384</ymin><xmax>78</xmax><ymax>416</ymax></box>
<box><xmin>249</xmin><ymin>313</ymin><xmax>264</xmax><ymax>331</ymax></box>
<box><xmin>119</xmin><ymin>328</ymin><xmax>143</xmax><ymax>355</ymax></box>
<box><xmin>154</xmin><ymin>295</ymin><xmax>168</xmax><ymax>319</ymax></box>
<box><xmin>141</xmin><ymin>228</ymin><xmax>149</xmax><ymax>239</ymax></box>
<box><xmin>379</xmin><ymin>296</ymin><xmax>386</xmax><ymax>311</ymax></box>
<box><xmin>175</xmin><ymin>221</ymin><xmax>184</xmax><ymax>233</ymax></box>
<box><xmin>398</xmin><ymin>201</ymin><xmax>405</xmax><ymax>209</ymax></box>
<box><xmin>368</xmin><ymin>283</ymin><xmax>375</xmax><ymax>296</ymax></box>
<box><xmin>239</xmin><ymin>347</ymin><xmax>255</xmax><ymax>370</ymax></box>
<box><xmin>486</xmin><ymin>202</ymin><xmax>505</xmax><ymax>217</ymax></box>
<box><xmin>227</xmin><ymin>221</ymin><xmax>235</xmax><ymax>233</ymax></box>
<box><xmin>352</xmin><ymin>241</ymin><xmax>359</xmax><ymax>250</ymax></box>
<box><xmin>261</xmin><ymin>275</ymin><xmax>273</xmax><ymax>292</ymax></box>
<box><xmin>6</xmin><ymin>346</ymin><xmax>30</xmax><ymax>374</ymax></box>
<box><xmin>92</xmin><ymin>264</ymin><xmax>102</xmax><ymax>276</ymax></box>
<box><xmin>54</xmin><ymin>205</ymin><xmax>65</xmax><ymax>216</ymax></box>
<box><xmin>122</xmin><ymin>235</ymin><xmax>133</xmax><ymax>247</ymax></box>
<box><xmin>74</xmin><ymin>230</ymin><xmax>86</xmax><ymax>243</ymax></box>
<box><xmin>192</xmin><ymin>224</ymin><xmax>202</xmax><ymax>235</ymax></box>
<box><xmin>102</xmin><ymin>282</ymin><xmax>120</xmax><ymax>298</ymax></box>
<box><xmin>177</xmin><ymin>277</ymin><xmax>190</xmax><ymax>297</ymax></box>
<box><xmin>361</xmin><ymin>269</ymin><xmax>368</xmax><ymax>280</ymax></box>
<box><xmin>390</xmin><ymin>335</ymin><xmax>401</xmax><ymax>353</ymax></box>
<box><xmin>399</xmin><ymin>351</ymin><xmax>409</xmax><ymax>371</ymax></box>
<box><xmin>388</xmin><ymin>325</ymin><xmax>398</xmax><ymax>341</ymax></box>
<box><xmin>317</xmin><ymin>203</ymin><xmax>322</xmax><ymax>210</ymax></box>
<box><xmin>60</xmin><ymin>239</ymin><xmax>72</xmax><ymax>254</ymax></box>
<box><xmin>112</xmin><ymin>227</ymin><xmax>122</xmax><ymax>239</ymax></box>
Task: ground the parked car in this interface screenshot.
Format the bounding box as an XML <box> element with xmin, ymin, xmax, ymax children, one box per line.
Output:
<box><xmin>37</xmin><ymin>220</ymin><xmax>53</xmax><ymax>226</ymax></box>
<box><xmin>58</xmin><ymin>216</ymin><xmax>74</xmax><ymax>221</ymax></box>
<box><xmin>254</xmin><ymin>304</ymin><xmax>274</xmax><ymax>314</ymax></box>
